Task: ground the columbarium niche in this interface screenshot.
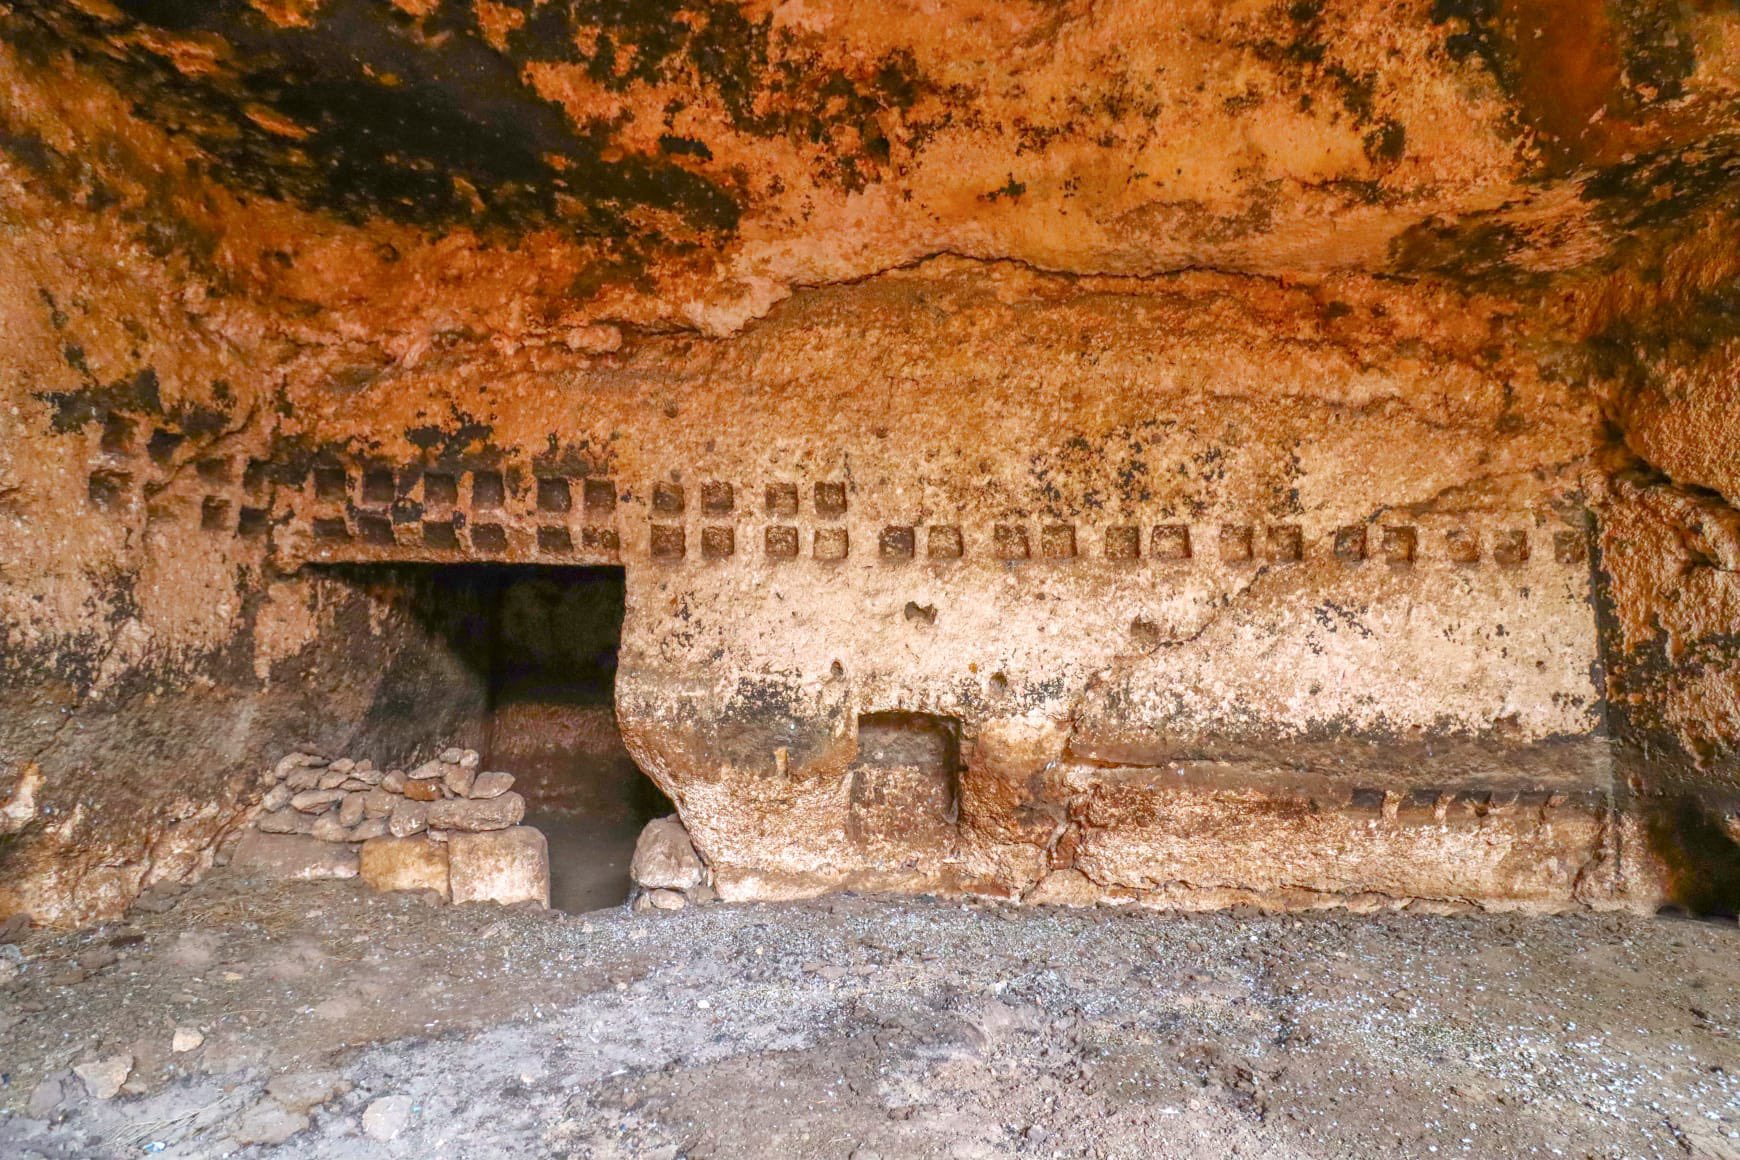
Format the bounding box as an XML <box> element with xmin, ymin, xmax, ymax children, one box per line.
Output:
<box><xmin>2</xmin><ymin>0</ymin><xmax>1739</xmax><ymax>926</ymax></box>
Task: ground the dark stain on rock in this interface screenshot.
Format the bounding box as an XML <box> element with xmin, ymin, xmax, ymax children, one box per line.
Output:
<box><xmin>24</xmin><ymin>0</ymin><xmax>935</xmax><ymax>240</ymax></box>
<box><xmin>27</xmin><ymin>0</ymin><xmax>740</xmax><ymax>238</ymax></box>
<box><xmin>38</xmin><ymin>368</ymin><xmax>164</xmax><ymax>434</ymax></box>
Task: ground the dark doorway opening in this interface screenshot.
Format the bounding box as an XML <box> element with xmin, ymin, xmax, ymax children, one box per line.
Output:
<box><xmin>484</xmin><ymin>565</ymin><xmax>671</xmax><ymax>911</ymax></box>
<box><xmin>318</xmin><ymin>563</ymin><xmax>670</xmax><ymax>911</ymax></box>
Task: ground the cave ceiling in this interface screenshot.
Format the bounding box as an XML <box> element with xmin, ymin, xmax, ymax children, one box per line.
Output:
<box><xmin>8</xmin><ymin>0</ymin><xmax>1740</xmax><ymax>337</ymax></box>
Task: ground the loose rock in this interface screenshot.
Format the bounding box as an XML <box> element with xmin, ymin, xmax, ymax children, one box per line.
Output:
<box><xmin>310</xmin><ymin>814</ymin><xmax>353</xmax><ymax>843</ymax></box>
<box><xmin>234</xmin><ymin>1100</ymin><xmax>310</xmax><ymax>1146</ymax></box>
<box><xmin>427</xmin><ymin>791</ymin><xmax>525</xmax><ymax>832</ymax></box>
<box><xmin>632</xmin><ymin>815</ymin><xmax>706</xmax><ymax>891</ymax></box>
<box><xmin>443</xmin><ymin>762</ymin><xmax>477</xmax><ymax>798</ymax></box>
<box><xmin>26</xmin><ymin>1073</ymin><xmax>68</xmax><ymax>1119</ymax></box>
<box><xmin>388</xmin><ymin>799</ymin><xmax>430</xmax><ymax>838</ymax></box>
<box><xmin>290</xmin><ymin>789</ymin><xmax>345</xmax><ymax>813</ymax></box>
<box><xmin>257</xmin><ymin>808</ymin><xmax>312</xmax><ymax>835</ymax></box>
<box><xmin>266</xmin><ymin>1070</ymin><xmax>351</xmax><ymax>1114</ymax></box>
<box><xmin>403</xmin><ymin>778</ymin><xmax>441</xmax><ymax>802</ymax></box>
<box><xmin>362</xmin><ymin>1094</ymin><xmax>414</xmax><ymax>1141</ymax></box>
<box><xmin>469</xmin><ymin>771</ymin><xmax>514</xmax><ymax>798</ymax></box>
<box><xmin>73</xmin><ymin>1054</ymin><xmax>131</xmax><ymax>1100</ymax></box>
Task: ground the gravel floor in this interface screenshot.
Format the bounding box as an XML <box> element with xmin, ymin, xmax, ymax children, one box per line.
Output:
<box><xmin>0</xmin><ymin>872</ymin><xmax>1736</xmax><ymax>1159</ymax></box>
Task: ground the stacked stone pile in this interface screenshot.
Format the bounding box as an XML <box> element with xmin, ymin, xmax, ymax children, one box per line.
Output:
<box><xmin>236</xmin><ymin>749</ymin><xmax>548</xmax><ymax>907</ymax></box>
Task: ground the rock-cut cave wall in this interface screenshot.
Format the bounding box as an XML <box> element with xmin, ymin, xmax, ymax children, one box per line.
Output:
<box><xmin>2</xmin><ymin>0</ymin><xmax>1739</xmax><ymax>924</ymax></box>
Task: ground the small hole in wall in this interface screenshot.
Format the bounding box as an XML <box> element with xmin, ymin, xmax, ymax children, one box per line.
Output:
<box><xmin>904</xmin><ymin>601</ymin><xmax>937</xmax><ymax>624</ymax></box>
<box><xmin>1130</xmin><ymin>616</ymin><xmax>1161</xmax><ymax>648</ymax></box>
<box><xmin>423</xmin><ymin>472</ymin><xmax>459</xmax><ymax>507</ymax></box>
<box><xmin>87</xmin><ymin>470</ymin><xmax>130</xmax><ymax>512</ymax></box>
<box><xmin>196</xmin><ymin>456</ymin><xmax>232</xmax><ymax>484</ymax></box>
<box><xmin>830</xmin><ymin>660</ymin><xmax>845</xmax><ymax>680</ymax></box>
<box><xmin>362</xmin><ymin>468</ymin><xmax>397</xmax><ymax>505</ymax></box>
<box><xmin>200</xmin><ymin>496</ymin><xmax>231</xmax><ymax>531</ymax></box>
<box><xmin>313</xmin><ymin>465</ymin><xmax>349</xmax><ymax>501</ymax></box>
<box><xmin>100</xmin><ymin>414</ymin><xmax>133</xmax><ymax>454</ymax></box>
<box><xmin>472</xmin><ymin>471</ymin><xmax>506</xmax><ymax>509</ymax></box>
<box><xmin>237</xmin><ymin>506</ymin><xmax>270</xmax><ymax>537</ymax></box>
<box><xmin>146</xmin><ymin>429</ymin><xmax>184</xmax><ymax>466</ymax></box>
<box><xmin>537</xmin><ymin>477</ymin><xmax>572</xmax><ymax>513</ymax></box>
<box><xmin>990</xmin><ymin>671</ymin><xmax>1009</xmax><ymax>694</ymax></box>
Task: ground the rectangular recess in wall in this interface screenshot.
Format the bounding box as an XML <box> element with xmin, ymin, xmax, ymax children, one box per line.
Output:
<box><xmin>581</xmin><ymin>527</ymin><xmax>621</xmax><ymax>551</ymax></box>
<box><xmin>766</xmin><ymin>483</ymin><xmax>799</xmax><ymax>516</ymax></box>
<box><xmin>423</xmin><ymin>520</ymin><xmax>460</xmax><ymax>549</ymax></box>
<box><xmin>880</xmin><ymin>526</ymin><xmax>915</xmax><ymax>560</ymax></box>
<box><xmin>584</xmin><ymin>479</ymin><xmax>617</xmax><ymax>514</ymax></box>
<box><xmin>472</xmin><ymin>470</ymin><xmax>505</xmax><ymax>509</ymax></box>
<box><xmin>362</xmin><ymin>468</ymin><xmax>397</xmax><ymax>505</ymax></box>
<box><xmin>537</xmin><ymin>477</ymin><xmax>572</xmax><ymax>513</ymax></box>
<box><xmin>1493</xmin><ymin>529</ymin><xmax>1529</xmax><ymax>567</ymax></box>
<box><xmin>1219</xmin><ymin>525</ymin><xmax>1253</xmax><ymax>563</ymax></box>
<box><xmin>702</xmin><ymin>526</ymin><xmax>735</xmax><ymax>558</ymax></box>
<box><xmin>1152</xmin><ymin>524</ymin><xmax>1191</xmax><ymax>561</ymax></box>
<box><xmin>1105</xmin><ymin>526</ymin><xmax>1140</xmax><ymax>559</ymax></box>
<box><xmin>200</xmin><ymin>496</ymin><xmax>230</xmax><ymax>531</ymax></box>
<box><xmin>928</xmin><ymin>526</ymin><xmax>964</xmax><ymax>560</ymax></box>
<box><xmin>1381</xmin><ymin>526</ymin><xmax>1416</xmax><ymax>565</ymax></box>
<box><xmin>815</xmin><ymin>482</ymin><xmax>847</xmax><ymax>518</ymax></box>
<box><xmin>815</xmin><ymin>527</ymin><xmax>849</xmax><ymax>560</ymax></box>
<box><xmin>313</xmin><ymin>466</ymin><xmax>349</xmax><ymax>501</ymax></box>
<box><xmin>1041</xmin><ymin>525</ymin><xmax>1076</xmax><ymax>559</ymax></box>
<box><xmin>423</xmin><ymin>472</ymin><xmax>459</xmax><ymax>506</ymax></box>
<box><xmin>1334</xmin><ymin>526</ymin><xmax>1367</xmax><ymax>562</ymax></box>
<box><xmin>358</xmin><ymin>514</ymin><xmax>395</xmax><ymax>545</ymax></box>
<box><xmin>993</xmin><ymin>525</ymin><xmax>1029</xmax><ymax>559</ymax></box>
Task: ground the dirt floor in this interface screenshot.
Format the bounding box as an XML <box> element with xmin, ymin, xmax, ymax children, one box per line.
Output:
<box><xmin>0</xmin><ymin>872</ymin><xmax>1736</xmax><ymax>1160</ymax></box>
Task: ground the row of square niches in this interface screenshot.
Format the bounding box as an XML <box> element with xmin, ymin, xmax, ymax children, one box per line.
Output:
<box><xmin>651</xmin><ymin>523</ymin><xmax>1584</xmax><ymax>564</ymax></box>
<box><xmin>305</xmin><ymin>471</ymin><xmax>849</xmax><ymax>520</ymax></box>
<box><xmin>301</xmin><ymin>518</ymin><xmax>1586</xmax><ymax>563</ymax></box>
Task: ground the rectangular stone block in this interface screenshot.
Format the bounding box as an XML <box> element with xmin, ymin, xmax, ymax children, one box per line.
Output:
<box><xmin>359</xmin><ymin>836</ymin><xmax>450</xmax><ymax>899</ymax></box>
<box><xmin>231</xmin><ymin>831</ymin><xmax>358</xmax><ymax>880</ymax></box>
<box><xmin>449</xmin><ymin>827</ymin><xmax>550</xmax><ymax>907</ymax></box>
